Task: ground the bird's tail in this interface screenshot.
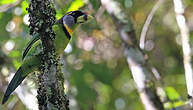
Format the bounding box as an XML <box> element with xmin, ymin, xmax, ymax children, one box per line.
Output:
<box><xmin>2</xmin><ymin>67</ymin><xmax>26</xmax><ymax>104</ymax></box>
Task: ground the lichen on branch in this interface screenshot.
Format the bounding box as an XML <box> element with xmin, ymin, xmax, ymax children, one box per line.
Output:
<box><xmin>27</xmin><ymin>0</ymin><xmax>69</xmax><ymax>109</ymax></box>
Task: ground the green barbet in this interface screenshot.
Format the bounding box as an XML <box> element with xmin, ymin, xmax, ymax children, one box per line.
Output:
<box><xmin>2</xmin><ymin>10</ymin><xmax>93</xmax><ymax>104</ymax></box>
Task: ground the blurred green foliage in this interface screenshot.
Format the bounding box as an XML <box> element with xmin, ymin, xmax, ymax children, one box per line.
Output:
<box><xmin>164</xmin><ymin>86</ymin><xmax>185</xmax><ymax>109</ymax></box>
<box><xmin>67</xmin><ymin>0</ymin><xmax>84</xmax><ymax>12</ymax></box>
<box><xmin>0</xmin><ymin>0</ymin><xmax>17</xmax><ymax>5</ymax></box>
<box><xmin>0</xmin><ymin>0</ymin><xmax>193</xmax><ymax>110</ymax></box>
<box><xmin>21</xmin><ymin>0</ymin><xmax>28</xmax><ymax>15</ymax></box>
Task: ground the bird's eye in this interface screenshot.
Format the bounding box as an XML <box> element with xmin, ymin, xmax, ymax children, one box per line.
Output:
<box><xmin>83</xmin><ymin>14</ymin><xmax>88</xmax><ymax>21</ymax></box>
<box><xmin>71</xmin><ymin>12</ymin><xmax>75</xmax><ymax>16</ymax></box>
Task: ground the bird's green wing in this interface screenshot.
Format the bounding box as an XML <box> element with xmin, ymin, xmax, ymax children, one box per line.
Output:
<box><xmin>22</xmin><ymin>23</ymin><xmax>59</xmax><ymax>60</ymax></box>
<box><xmin>2</xmin><ymin>67</ymin><xmax>24</xmax><ymax>104</ymax></box>
<box><xmin>2</xmin><ymin>55</ymin><xmax>41</xmax><ymax>104</ymax></box>
<box><xmin>22</xmin><ymin>33</ymin><xmax>40</xmax><ymax>60</ymax></box>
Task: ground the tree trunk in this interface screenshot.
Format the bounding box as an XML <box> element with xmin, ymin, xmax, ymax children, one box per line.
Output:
<box><xmin>27</xmin><ymin>0</ymin><xmax>69</xmax><ymax>109</ymax></box>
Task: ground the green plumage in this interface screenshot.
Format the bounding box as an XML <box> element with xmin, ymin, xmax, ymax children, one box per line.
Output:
<box><xmin>2</xmin><ymin>10</ymin><xmax>93</xmax><ymax>104</ymax></box>
<box><xmin>2</xmin><ymin>23</ymin><xmax>68</xmax><ymax>104</ymax></box>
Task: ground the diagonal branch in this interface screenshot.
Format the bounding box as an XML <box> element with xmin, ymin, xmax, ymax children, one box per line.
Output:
<box><xmin>0</xmin><ymin>0</ymin><xmax>22</xmax><ymax>12</ymax></box>
<box><xmin>139</xmin><ymin>0</ymin><xmax>164</xmax><ymax>50</ymax></box>
<box><xmin>101</xmin><ymin>0</ymin><xmax>164</xmax><ymax>109</ymax></box>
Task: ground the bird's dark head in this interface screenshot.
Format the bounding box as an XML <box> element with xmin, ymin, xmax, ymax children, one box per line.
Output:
<box><xmin>57</xmin><ymin>10</ymin><xmax>93</xmax><ymax>35</ymax></box>
<box><xmin>59</xmin><ymin>11</ymin><xmax>92</xmax><ymax>26</ymax></box>
<box><xmin>65</xmin><ymin>10</ymin><xmax>93</xmax><ymax>24</ymax></box>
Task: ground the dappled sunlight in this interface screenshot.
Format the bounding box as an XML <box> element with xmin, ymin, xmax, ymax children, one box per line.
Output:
<box><xmin>0</xmin><ymin>0</ymin><xmax>193</xmax><ymax>109</ymax></box>
<box><xmin>1</xmin><ymin>66</ymin><xmax>9</xmax><ymax>76</ymax></box>
<box><xmin>6</xmin><ymin>21</ymin><xmax>15</xmax><ymax>32</ymax></box>
<box><xmin>23</xmin><ymin>14</ymin><xmax>30</xmax><ymax>25</ymax></box>
<box><xmin>4</xmin><ymin>40</ymin><xmax>15</xmax><ymax>51</ymax></box>
<box><xmin>115</xmin><ymin>98</ymin><xmax>126</xmax><ymax>109</ymax></box>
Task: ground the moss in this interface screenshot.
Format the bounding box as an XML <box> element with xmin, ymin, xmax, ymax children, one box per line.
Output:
<box><xmin>28</xmin><ymin>0</ymin><xmax>69</xmax><ymax>109</ymax></box>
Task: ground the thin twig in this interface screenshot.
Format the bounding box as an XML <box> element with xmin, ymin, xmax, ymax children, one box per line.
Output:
<box><xmin>139</xmin><ymin>0</ymin><xmax>164</xmax><ymax>50</ymax></box>
<box><xmin>0</xmin><ymin>0</ymin><xmax>22</xmax><ymax>12</ymax></box>
<box><xmin>173</xmin><ymin>0</ymin><xmax>193</xmax><ymax>105</ymax></box>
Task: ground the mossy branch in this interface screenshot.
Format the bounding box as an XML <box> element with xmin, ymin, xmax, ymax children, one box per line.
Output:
<box><xmin>27</xmin><ymin>0</ymin><xmax>69</xmax><ymax>109</ymax></box>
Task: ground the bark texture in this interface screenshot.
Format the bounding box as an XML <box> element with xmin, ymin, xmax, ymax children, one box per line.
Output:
<box><xmin>27</xmin><ymin>0</ymin><xmax>69</xmax><ymax>110</ymax></box>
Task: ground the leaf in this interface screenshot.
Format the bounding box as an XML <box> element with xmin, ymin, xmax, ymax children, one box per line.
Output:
<box><xmin>165</xmin><ymin>86</ymin><xmax>180</xmax><ymax>101</ymax></box>
<box><xmin>173</xmin><ymin>101</ymin><xmax>185</xmax><ymax>107</ymax></box>
<box><xmin>67</xmin><ymin>0</ymin><xmax>84</xmax><ymax>12</ymax></box>
<box><xmin>0</xmin><ymin>0</ymin><xmax>17</xmax><ymax>5</ymax></box>
<box><xmin>164</xmin><ymin>100</ymin><xmax>186</xmax><ymax>109</ymax></box>
<box><xmin>21</xmin><ymin>0</ymin><xmax>29</xmax><ymax>15</ymax></box>
<box><xmin>56</xmin><ymin>0</ymin><xmax>84</xmax><ymax>19</ymax></box>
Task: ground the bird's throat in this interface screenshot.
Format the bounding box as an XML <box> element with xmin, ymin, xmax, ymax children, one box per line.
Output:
<box><xmin>63</xmin><ymin>23</ymin><xmax>73</xmax><ymax>36</ymax></box>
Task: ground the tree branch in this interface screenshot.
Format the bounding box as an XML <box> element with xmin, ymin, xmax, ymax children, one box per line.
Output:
<box><xmin>27</xmin><ymin>0</ymin><xmax>69</xmax><ymax>109</ymax></box>
<box><xmin>173</xmin><ymin>0</ymin><xmax>193</xmax><ymax>106</ymax></box>
<box><xmin>101</xmin><ymin>0</ymin><xmax>164</xmax><ymax>110</ymax></box>
<box><xmin>139</xmin><ymin>0</ymin><xmax>164</xmax><ymax>50</ymax></box>
<box><xmin>0</xmin><ymin>0</ymin><xmax>22</xmax><ymax>12</ymax></box>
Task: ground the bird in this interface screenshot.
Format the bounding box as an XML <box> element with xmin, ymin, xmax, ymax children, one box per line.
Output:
<box><xmin>2</xmin><ymin>10</ymin><xmax>93</xmax><ymax>104</ymax></box>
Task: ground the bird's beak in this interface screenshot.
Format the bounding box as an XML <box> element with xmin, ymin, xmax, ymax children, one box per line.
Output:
<box><xmin>77</xmin><ymin>14</ymin><xmax>93</xmax><ymax>23</ymax></box>
<box><xmin>87</xmin><ymin>15</ymin><xmax>93</xmax><ymax>21</ymax></box>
